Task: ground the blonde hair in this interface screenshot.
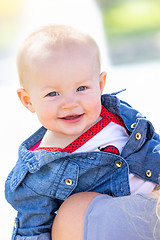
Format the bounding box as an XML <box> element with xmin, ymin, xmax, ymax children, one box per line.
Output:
<box><xmin>16</xmin><ymin>25</ymin><xmax>101</xmax><ymax>87</ymax></box>
<box><xmin>156</xmin><ymin>198</ymin><xmax>160</xmax><ymax>220</ymax></box>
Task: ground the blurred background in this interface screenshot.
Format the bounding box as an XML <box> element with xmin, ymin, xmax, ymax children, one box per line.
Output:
<box><xmin>1</xmin><ymin>0</ymin><xmax>160</xmax><ymax>239</ymax></box>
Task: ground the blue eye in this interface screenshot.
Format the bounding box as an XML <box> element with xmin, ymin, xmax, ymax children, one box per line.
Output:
<box><xmin>77</xmin><ymin>86</ymin><xmax>87</xmax><ymax>92</ymax></box>
<box><xmin>47</xmin><ymin>91</ymin><xmax>59</xmax><ymax>97</ymax></box>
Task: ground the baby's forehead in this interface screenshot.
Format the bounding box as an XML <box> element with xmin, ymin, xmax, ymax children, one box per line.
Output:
<box><xmin>17</xmin><ymin>26</ymin><xmax>101</xmax><ymax>87</ymax></box>
<box><xmin>27</xmin><ymin>38</ymin><xmax>97</xmax><ymax>65</ymax></box>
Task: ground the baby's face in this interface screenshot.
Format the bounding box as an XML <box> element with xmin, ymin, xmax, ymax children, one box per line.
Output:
<box><xmin>25</xmin><ymin>45</ymin><xmax>106</xmax><ymax>138</ymax></box>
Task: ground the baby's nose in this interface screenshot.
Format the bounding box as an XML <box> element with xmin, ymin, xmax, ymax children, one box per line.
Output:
<box><xmin>62</xmin><ymin>95</ymin><xmax>78</xmax><ymax>109</ymax></box>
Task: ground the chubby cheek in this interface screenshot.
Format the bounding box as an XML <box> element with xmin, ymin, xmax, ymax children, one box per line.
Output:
<box><xmin>36</xmin><ymin>104</ymin><xmax>57</xmax><ymax>127</ymax></box>
<box><xmin>83</xmin><ymin>95</ymin><xmax>101</xmax><ymax>120</ymax></box>
<box><xmin>89</xmin><ymin>102</ymin><xmax>101</xmax><ymax>120</ymax></box>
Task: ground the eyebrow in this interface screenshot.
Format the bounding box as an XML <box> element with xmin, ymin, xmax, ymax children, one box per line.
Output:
<box><xmin>41</xmin><ymin>85</ymin><xmax>58</xmax><ymax>91</ymax></box>
<box><xmin>75</xmin><ymin>78</ymin><xmax>92</xmax><ymax>85</ymax></box>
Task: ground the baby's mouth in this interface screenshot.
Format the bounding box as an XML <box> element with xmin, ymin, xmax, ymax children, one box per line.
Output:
<box><xmin>60</xmin><ymin>113</ymin><xmax>84</xmax><ymax>121</ymax></box>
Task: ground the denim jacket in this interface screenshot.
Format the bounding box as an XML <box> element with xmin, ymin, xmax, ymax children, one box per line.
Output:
<box><xmin>5</xmin><ymin>93</ymin><xmax>160</xmax><ymax>240</ymax></box>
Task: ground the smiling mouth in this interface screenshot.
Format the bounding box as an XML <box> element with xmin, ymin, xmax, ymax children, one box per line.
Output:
<box><xmin>60</xmin><ymin>113</ymin><xmax>84</xmax><ymax>122</ymax></box>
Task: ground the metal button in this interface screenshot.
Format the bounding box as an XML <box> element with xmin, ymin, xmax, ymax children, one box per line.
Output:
<box><xmin>65</xmin><ymin>179</ymin><xmax>73</xmax><ymax>185</ymax></box>
<box><xmin>131</xmin><ymin>123</ymin><xmax>136</xmax><ymax>129</ymax></box>
<box><xmin>146</xmin><ymin>170</ymin><xmax>152</xmax><ymax>178</ymax></box>
<box><xmin>14</xmin><ymin>221</ymin><xmax>17</xmax><ymax>228</ymax></box>
<box><xmin>136</xmin><ymin>133</ymin><xmax>141</xmax><ymax>140</ymax></box>
<box><xmin>115</xmin><ymin>160</ymin><xmax>123</xmax><ymax>168</ymax></box>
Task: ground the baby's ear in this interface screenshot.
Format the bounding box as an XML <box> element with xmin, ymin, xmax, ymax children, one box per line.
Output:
<box><xmin>17</xmin><ymin>88</ymin><xmax>35</xmax><ymax>113</ymax></box>
<box><xmin>99</xmin><ymin>72</ymin><xmax>106</xmax><ymax>93</ymax></box>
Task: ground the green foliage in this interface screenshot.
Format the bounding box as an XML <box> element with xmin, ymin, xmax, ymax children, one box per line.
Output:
<box><xmin>102</xmin><ymin>0</ymin><xmax>160</xmax><ymax>37</ymax></box>
<box><xmin>97</xmin><ymin>0</ymin><xmax>160</xmax><ymax>64</ymax></box>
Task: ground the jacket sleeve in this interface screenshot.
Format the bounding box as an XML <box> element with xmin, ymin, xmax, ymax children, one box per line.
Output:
<box><xmin>5</xmin><ymin>170</ymin><xmax>59</xmax><ymax>240</ymax></box>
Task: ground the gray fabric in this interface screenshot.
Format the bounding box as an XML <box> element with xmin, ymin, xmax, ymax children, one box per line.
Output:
<box><xmin>83</xmin><ymin>194</ymin><xmax>160</xmax><ymax>240</ymax></box>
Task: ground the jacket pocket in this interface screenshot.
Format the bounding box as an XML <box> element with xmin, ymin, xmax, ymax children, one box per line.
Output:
<box><xmin>23</xmin><ymin>160</ymin><xmax>79</xmax><ymax>200</ymax></box>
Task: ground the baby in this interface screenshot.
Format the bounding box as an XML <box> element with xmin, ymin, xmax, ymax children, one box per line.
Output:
<box><xmin>5</xmin><ymin>25</ymin><xmax>160</xmax><ymax>240</ymax></box>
